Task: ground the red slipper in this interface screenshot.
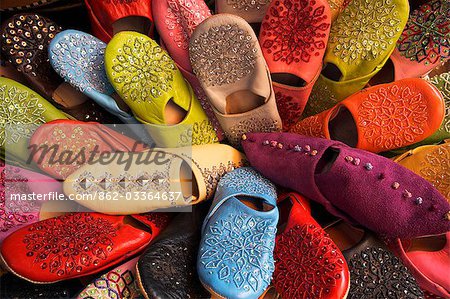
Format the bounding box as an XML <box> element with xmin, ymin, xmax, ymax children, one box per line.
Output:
<box><xmin>259</xmin><ymin>0</ymin><xmax>331</xmax><ymax>130</ymax></box>
<box><xmin>273</xmin><ymin>192</ymin><xmax>350</xmax><ymax>299</ymax></box>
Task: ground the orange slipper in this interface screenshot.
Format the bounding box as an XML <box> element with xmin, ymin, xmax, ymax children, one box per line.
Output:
<box><xmin>290</xmin><ymin>78</ymin><xmax>445</xmax><ymax>153</ymax></box>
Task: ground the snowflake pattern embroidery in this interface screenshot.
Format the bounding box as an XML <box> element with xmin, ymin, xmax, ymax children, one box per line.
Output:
<box><xmin>358</xmin><ymin>85</ymin><xmax>428</xmax><ymax>150</ymax></box>
<box><xmin>260</xmin><ymin>0</ymin><xmax>330</xmax><ymax>64</ymax></box>
<box><xmin>397</xmin><ymin>0</ymin><xmax>449</xmax><ymax>65</ymax></box>
<box><xmin>291</xmin><ymin>115</ymin><xmax>326</xmax><ymax>138</ymax></box>
<box><xmin>165</xmin><ymin>0</ymin><xmax>211</xmax><ymax>50</ymax></box>
<box><xmin>218</xmin><ymin>168</ymin><xmax>277</xmax><ymax>199</ymax></box>
<box><xmin>419</xmin><ymin>143</ymin><xmax>450</xmax><ymax>200</ymax></box>
<box><xmin>329</xmin><ymin>0</ymin><xmax>402</xmax><ymax>63</ymax></box>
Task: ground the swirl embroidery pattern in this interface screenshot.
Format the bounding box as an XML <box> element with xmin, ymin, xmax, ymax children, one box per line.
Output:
<box><xmin>291</xmin><ymin>115</ymin><xmax>326</xmax><ymax>138</ymax></box>
<box><xmin>260</xmin><ymin>0</ymin><xmax>330</xmax><ymax>64</ymax></box>
<box><xmin>358</xmin><ymin>85</ymin><xmax>428</xmax><ymax>150</ymax></box>
<box><xmin>419</xmin><ymin>144</ymin><xmax>450</xmax><ymax>199</ymax></box>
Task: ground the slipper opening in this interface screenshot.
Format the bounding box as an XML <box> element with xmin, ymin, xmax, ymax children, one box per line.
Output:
<box><xmin>225</xmin><ymin>90</ymin><xmax>266</xmax><ymax>114</ymax></box>
<box><xmin>180</xmin><ymin>160</ymin><xmax>199</xmax><ymax>201</ymax></box>
<box><xmin>271</xmin><ymin>73</ymin><xmax>307</xmax><ymax>87</ymax></box>
<box><xmin>408</xmin><ymin>234</ymin><xmax>447</xmax><ymax>252</ymax></box>
<box><xmin>315</xmin><ymin>147</ymin><xmax>340</xmax><ymax>174</ymax></box>
<box><xmin>322</xmin><ymin>63</ymin><xmax>342</xmax><ymax>81</ymax></box>
<box><xmin>238</xmin><ymin>195</ymin><xmax>275</xmax><ymax>212</ymax></box>
<box><xmin>369</xmin><ymin>58</ymin><xmax>395</xmax><ymax>85</ymax></box>
<box><xmin>123</xmin><ymin>215</ymin><xmax>153</xmax><ymax>234</ymax></box>
<box><xmin>112</xmin><ymin>16</ymin><xmax>152</xmax><ymax>36</ymax></box>
<box><xmin>325</xmin><ymin>221</ymin><xmax>365</xmax><ymax>251</ymax></box>
<box><xmin>329</xmin><ymin>106</ymin><xmax>358</xmax><ymax>147</ymax></box>
<box><xmin>165</xmin><ymin>98</ymin><xmax>188</xmax><ymax>125</ymax></box>
<box><xmin>53</xmin><ymin>82</ymin><xmax>88</xmax><ymax>108</ymax></box>
<box><xmin>276</xmin><ymin>196</ymin><xmax>294</xmax><ymax>235</ymax></box>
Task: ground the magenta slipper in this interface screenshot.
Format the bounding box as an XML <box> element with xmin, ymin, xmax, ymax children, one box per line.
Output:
<box><xmin>241</xmin><ymin>132</ymin><xmax>450</xmax><ymax>239</ymax></box>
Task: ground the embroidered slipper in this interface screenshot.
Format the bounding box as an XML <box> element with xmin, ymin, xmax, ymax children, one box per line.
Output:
<box><xmin>325</xmin><ymin>221</ymin><xmax>424</xmax><ymax>299</ymax></box>
<box><xmin>48</xmin><ymin>30</ymin><xmax>153</xmax><ymax>144</ymax></box>
<box><xmin>190</xmin><ymin>14</ymin><xmax>282</xmax><ymax>147</ymax></box>
<box><xmin>63</xmin><ymin>144</ymin><xmax>246</xmax><ymax>214</ymax></box>
<box><xmin>29</xmin><ymin>120</ymin><xmax>147</xmax><ymax>180</ymax></box>
<box><xmin>84</xmin><ymin>0</ymin><xmax>154</xmax><ymax>43</ymax></box>
<box><xmin>302</xmin><ymin>0</ymin><xmax>409</xmax><ymax>115</ymax></box>
<box><xmin>391</xmin><ymin>233</ymin><xmax>450</xmax><ymax>298</ymax></box>
<box><xmin>0</xmin><ymin>212</ymin><xmax>168</xmax><ymax>283</ymax></box>
<box><xmin>290</xmin><ymin>78</ymin><xmax>445</xmax><ymax>153</ymax></box>
<box><xmin>394</xmin><ymin>141</ymin><xmax>450</xmax><ymax>201</ymax></box>
<box><xmin>259</xmin><ymin>0</ymin><xmax>331</xmax><ymax>130</ymax></box>
<box><xmin>105</xmin><ymin>31</ymin><xmax>218</xmax><ymax>147</ymax></box>
<box><xmin>198</xmin><ymin>167</ymin><xmax>278</xmax><ymax>299</ymax></box>
<box><xmin>273</xmin><ymin>192</ymin><xmax>350</xmax><ymax>299</ymax></box>
<box><xmin>0</xmin><ymin>77</ymin><xmax>67</xmax><ymax>166</ymax></box>
<box><xmin>136</xmin><ymin>207</ymin><xmax>210</xmax><ymax>299</ymax></box>
<box><xmin>1</xmin><ymin>14</ymin><xmax>117</xmax><ymax>123</ymax></box>
<box><xmin>327</xmin><ymin>0</ymin><xmax>351</xmax><ymax>22</ymax></box>
<box><xmin>215</xmin><ymin>0</ymin><xmax>272</xmax><ymax>23</ymax></box>
<box><xmin>77</xmin><ymin>257</ymin><xmax>142</xmax><ymax>299</ymax></box>
<box><xmin>370</xmin><ymin>0</ymin><xmax>449</xmax><ymax>85</ymax></box>
<box><xmin>241</xmin><ymin>132</ymin><xmax>450</xmax><ymax>238</ymax></box>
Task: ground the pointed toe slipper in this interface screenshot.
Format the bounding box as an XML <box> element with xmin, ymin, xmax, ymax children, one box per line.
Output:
<box><xmin>241</xmin><ymin>132</ymin><xmax>450</xmax><ymax>239</ymax></box>
<box><xmin>198</xmin><ymin>167</ymin><xmax>279</xmax><ymax>299</ymax></box>
<box><xmin>105</xmin><ymin>31</ymin><xmax>218</xmax><ymax>147</ymax></box>
<box><xmin>1</xmin><ymin>14</ymin><xmax>117</xmax><ymax>123</ymax></box>
<box><xmin>259</xmin><ymin>0</ymin><xmax>331</xmax><ymax>130</ymax></box>
<box><xmin>273</xmin><ymin>192</ymin><xmax>350</xmax><ymax>299</ymax></box>
<box><xmin>190</xmin><ymin>14</ymin><xmax>282</xmax><ymax>147</ymax></box>
<box><xmin>63</xmin><ymin>144</ymin><xmax>246</xmax><ymax>214</ymax></box>
<box><xmin>291</xmin><ymin>78</ymin><xmax>445</xmax><ymax>153</ymax></box>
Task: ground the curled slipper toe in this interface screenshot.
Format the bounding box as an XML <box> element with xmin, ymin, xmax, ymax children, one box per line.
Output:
<box><xmin>198</xmin><ymin>167</ymin><xmax>279</xmax><ymax>299</ymax></box>
<box><xmin>242</xmin><ymin>132</ymin><xmax>450</xmax><ymax>239</ymax></box>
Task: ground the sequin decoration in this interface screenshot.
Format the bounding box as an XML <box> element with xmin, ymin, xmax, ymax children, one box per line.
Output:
<box><xmin>178</xmin><ymin>120</ymin><xmax>218</xmax><ymax>146</ymax></box>
<box><xmin>260</xmin><ymin>0</ymin><xmax>330</xmax><ymax>64</ymax></box>
<box><xmin>50</xmin><ymin>32</ymin><xmax>114</xmax><ymax>94</ymax></box>
<box><xmin>347</xmin><ymin>247</ymin><xmax>424</xmax><ymax>299</ymax></box>
<box><xmin>274</xmin><ymin>92</ymin><xmax>303</xmax><ymax>130</ymax></box>
<box><xmin>110</xmin><ymin>37</ymin><xmax>176</xmax><ymax>102</ymax></box>
<box><xmin>419</xmin><ymin>143</ymin><xmax>450</xmax><ymax>199</ymax></box>
<box><xmin>302</xmin><ymin>77</ymin><xmax>338</xmax><ymax>117</ymax></box>
<box><xmin>397</xmin><ymin>0</ymin><xmax>449</xmax><ymax>65</ymax></box>
<box><xmin>165</xmin><ymin>0</ymin><xmax>211</xmax><ymax>49</ymax></box>
<box><xmin>0</xmin><ymin>84</ymin><xmax>45</xmax><ymax>146</ymax></box>
<box><xmin>290</xmin><ymin>115</ymin><xmax>326</xmax><ymax>138</ymax></box>
<box><xmin>358</xmin><ymin>85</ymin><xmax>428</xmax><ymax>150</ymax></box>
<box><xmin>23</xmin><ymin>213</ymin><xmax>118</xmax><ymax>276</ymax></box>
<box><xmin>1</xmin><ymin>14</ymin><xmax>62</xmax><ymax>79</ymax></box>
<box><xmin>429</xmin><ymin>72</ymin><xmax>450</xmax><ymax>134</ymax></box>
<box><xmin>227</xmin><ymin>118</ymin><xmax>280</xmax><ymax>146</ymax></box>
<box><xmin>190</xmin><ymin>24</ymin><xmax>258</xmax><ymax>86</ymax></box>
<box><xmin>226</xmin><ymin>0</ymin><xmax>271</xmax><ymax>10</ymax></box>
<box><xmin>329</xmin><ymin>0</ymin><xmax>401</xmax><ymax>63</ymax></box>
<box><xmin>199</xmin><ymin>212</ymin><xmax>276</xmax><ymax>292</ymax></box>
<box><xmin>273</xmin><ymin>224</ymin><xmax>346</xmax><ymax>299</ymax></box>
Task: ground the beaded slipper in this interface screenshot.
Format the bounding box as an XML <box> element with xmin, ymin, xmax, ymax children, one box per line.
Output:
<box><xmin>0</xmin><ymin>77</ymin><xmax>67</xmax><ymax>166</ymax></box>
<box><xmin>394</xmin><ymin>141</ymin><xmax>450</xmax><ymax>201</ymax></box>
<box><xmin>302</xmin><ymin>0</ymin><xmax>409</xmax><ymax>116</ymax></box>
<box><xmin>105</xmin><ymin>31</ymin><xmax>218</xmax><ymax>147</ymax></box>
<box><xmin>48</xmin><ymin>30</ymin><xmax>153</xmax><ymax>144</ymax></box>
<box><xmin>77</xmin><ymin>257</ymin><xmax>142</xmax><ymax>299</ymax></box>
<box><xmin>84</xmin><ymin>0</ymin><xmax>154</xmax><ymax>43</ymax></box>
<box><xmin>136</xmin><ymin>208</ymin><xmax>210</xmax><ymax>299</ymax></box>
<box><xmin>241</xmin><ymin>132</ymin><xmax>450</xmax><ymax>238</ymax></box>
<box><xmin>63</xmin><ymin>144</ymin><xmax>246</xmax><ymax>214</ymax></box>
<box><xmin>259</xmin><ymin>0</ymin><xmax>331</xmax><ymax>130</ymax></box>
<box><xmin>198</xmin><ymin>167</ymin><xmax>279</xmax><ymax>299</ymax></box>
<box><xmin>190</xmin><ymin>14</ymin><xmax>282</xmax><ymax>147</ymax></box>
<box><xmin>273</xmin><ymin>192</ymin><xmax>350</xmax><ymax>299</ymax></box>
<box><xmin>215</xmin><ymin>0</ymin><xmax>271</xmax><ymax>23</ymax></box>
<box><xmin>391</xmin><ymin>233</ymin><xmax>450</xmax><ymax>298</ymax></box>
<box><xmin>326</xmin><ymin>221</ymin><xmax>424</xmax><ymax>299</ymax></box>
<box><xmin>290</xmin><ymin>78</ymin><xmax>445</xmax><ymax>153</ymax></box>
<box><xmin>370</xmin><ymin>0</ymin><xmax>449</xmax><ymax>84</ymax></box>
<box><xmin>0</xmin><ymin>212</ymin><xmax>167</xmax><ymax>283</ymax></box>
<box><xmin>29</xmin><ymin>120</ymin><xmax>147</xmax><ymax>180</ymax></box>
<box><xmin>1</xmin><ymin>14</ymin><xmax>117</xmax><ymax>123</ymax></box>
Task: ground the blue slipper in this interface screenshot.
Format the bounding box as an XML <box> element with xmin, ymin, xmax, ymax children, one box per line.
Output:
<box><xmin>48</xmin><ymin>29</ymin><xmax>153</xmax><ymax>144</ymax></box>
<box><xmin>198</xmin><ymin>167</ymin><xmax>278</xmax><ymax>299</ymax></box>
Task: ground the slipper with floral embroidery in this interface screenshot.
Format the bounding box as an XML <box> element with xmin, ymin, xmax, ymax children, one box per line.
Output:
<box><xmin>198</xmin><ymin>167</ymin><xmax>279</xmax><ymax>299</ymax></box>
<box><xmin>259</xmin><ymin>0</ymin><xmax>331</xmax><ymax>130</ymax></box>
<box><xmin>215</xmin><ymin>0</ymin><xmax>272</xmax><ymax>23</ymax></box>
<box><xmin>290</xmin><ymin>78</ymin><xmax>445</xmax><ymax>153</ymax></box>
<box><xmin>241</xmin><ymin>132</ymin><xmax>450</xmax><ymax>238</ymax></box>
<box><xmin>326</xmin><ymin>0</ymin><xmax>351</xmax><ymax>21</ymax></box>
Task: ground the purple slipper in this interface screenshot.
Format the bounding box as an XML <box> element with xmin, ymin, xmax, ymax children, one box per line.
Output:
<box><xmin>241</xmin><ymin>132</ymin><xmax>450</xmax><ymax>239</ymax></box>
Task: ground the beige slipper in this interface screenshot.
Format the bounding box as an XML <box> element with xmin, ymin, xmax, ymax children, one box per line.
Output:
<box><xmin>63</xmin><ymin>144</ymin><xmax>246</xmax><ymax>214</ymax></box>
<box><xmin>215</xmin><ymin>0</ymin><xmax>271</xmax><ymax>23</ymax></box>
<box><xmin>189</xmin><ymin>14</ymin><xmax>282</xmax><ymax>146</ymax></box>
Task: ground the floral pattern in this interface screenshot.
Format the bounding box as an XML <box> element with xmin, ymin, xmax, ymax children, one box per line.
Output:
<box><xmin>329</xmin><ymin>0</ymin><xmax>402</xmax><ymax>63</ymax></box>
<box><xmin>190</xmin><ymin>24</ymin><xmax>257</xmax><ymax>86</ymax></box>
<box><xmin>419</xmin><ymin>143</ymin><xmax>450</xmax><ymax>200</ymax></box>
<box><xmin>358</xmin><ymin>85</ymin><xmax>428</xmax><ymax>150</ymax></box>
<box><xmin>178</xmin><ymin>119</ymin><xmax>218</xmax><ymax>146</ymax></box>
<box><xmin>274</xmin><ymin>92</ymin><xmax>303</xmax><ymax>130</ymax></box>
<box><xmin>260</xmin><ymin>0</ymin><xmax>330</xmax><ymax>64</ymax></box>
<box><xmin>429</xmin><ymin>72</ymin><xmax>450</xmax><ymax>134</ymax></box>
<box><xmin>290</xmin><ymin>115</ymin><xmax>326</xmax><ymax>138</ymax></box>
<box><xmin>110</xmin><ymin>36</ymin><xmax>177</xmax><ymax>102</ymax></box>
<box><xmin>23</xmin><ymin>213</ymin><xmax>118</xmax><ymax>277</ymax></box>
<box><xmin>227</xmin><ymin>117</ymin><xmax>281</xmax><ymax>146</ymax></box>
<box><xmin>302</xmin><ymin>77</ymin><xmax>338</xmax><ymax>117</ymax></box>
<box><xmin>165</xmin><ymin>0</ymin><xmax>211</xmax><ymax>50</ymax></box>
<box><xmin>397</xmin><ymin>0</ymin><xmax>449</xmax><ymax>65</ymax></box>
